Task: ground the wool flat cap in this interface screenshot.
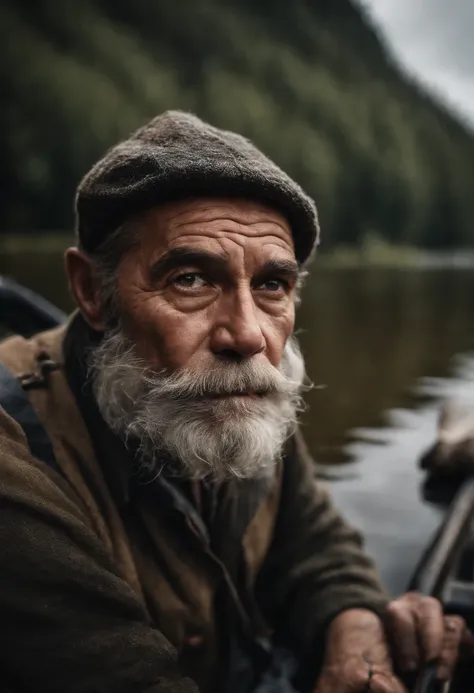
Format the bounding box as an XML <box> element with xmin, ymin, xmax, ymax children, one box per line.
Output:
<box><xmin>76</xmin><ymin>111</ymin><xmax>320</xmax><ymax>264</ymax></box>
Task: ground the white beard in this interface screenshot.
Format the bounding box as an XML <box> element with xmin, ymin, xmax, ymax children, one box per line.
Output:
<box><xmin>89</xmin><ymin>327</ymin><xmax>307</xmax><ymax>481</ymax></box>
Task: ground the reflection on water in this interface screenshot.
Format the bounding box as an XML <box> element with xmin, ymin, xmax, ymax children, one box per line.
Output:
<box><xmin>329</xmin><ymin>353</ymin><xmax>474</xmax><ymax>595</ymax></box>
<box><xmin>298</xmin><ymin>268</ymin><xmax>474</xmax><ymax>463</ymax></box>
<box><xmin>297</xmin><ymin>268</ymin><xmax>474</xmax><ymax>593</ymax></box>
<box><xmin>2</xmin><ymin>250</ymin><xmax>474</xmax><ymax>594</ymax></box>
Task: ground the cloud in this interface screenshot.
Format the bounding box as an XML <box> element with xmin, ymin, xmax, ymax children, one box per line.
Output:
<box><xmin>361</xmin><ymin>0</ymin><xmax>474</xmax><ymax>125</ymax></box>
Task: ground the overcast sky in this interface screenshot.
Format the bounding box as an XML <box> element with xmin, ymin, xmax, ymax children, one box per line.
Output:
<box><xmin>361</xmin><ymin>0</ymin><xmax>474</xmax><ymax>128</ymax></box>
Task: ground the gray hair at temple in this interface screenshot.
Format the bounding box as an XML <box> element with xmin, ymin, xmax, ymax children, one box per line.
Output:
<box><xmin>88</xmin><ymin>220</ymin><xmax>140</xmax><ymax>326</ymax></box>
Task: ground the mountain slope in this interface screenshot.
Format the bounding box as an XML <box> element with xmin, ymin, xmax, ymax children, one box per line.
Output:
<box><xmin>2</xmin><ymin>0</ymin><xmax>474</xmax><ymax>249</ymax></box>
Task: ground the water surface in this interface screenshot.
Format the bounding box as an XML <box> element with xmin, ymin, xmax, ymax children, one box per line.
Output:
<box><xmin>298</xmin><ymin>268</ymin><xmax>474</xmax><ymax>593</ymax></box>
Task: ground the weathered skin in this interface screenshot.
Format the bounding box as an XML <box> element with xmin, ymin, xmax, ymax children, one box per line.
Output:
<box><xmin>66</xmin><ymin>197</ymin><xmax>297</xmax><ymax>371</ymax></box>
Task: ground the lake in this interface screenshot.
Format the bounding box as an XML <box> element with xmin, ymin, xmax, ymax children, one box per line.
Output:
<box><xmin>2</xmin><ymin>246</ymin><xmax>474</xmax><ymax>595</ymax></box>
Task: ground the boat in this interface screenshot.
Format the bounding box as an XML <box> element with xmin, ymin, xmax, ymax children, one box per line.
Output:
<box><xmin>410</xmin><ymin>415</ymin><xmax>474</xmax><ymax>692</ymax></box>
<box><xmin>1</xmin><ymin>275</ymin><xmax>474</xmax><ymax>692</ymax></box>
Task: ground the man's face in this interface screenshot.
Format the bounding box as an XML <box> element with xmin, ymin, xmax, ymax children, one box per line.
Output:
<box><xmin>115</xmin><ymin>197</ymin><xmax>298</xmax><ymax>375</ymax></box>
<box><xmin>78</xmin><ymin>197</ymin><xmax>306</xmax><ymax>481</ymax></box>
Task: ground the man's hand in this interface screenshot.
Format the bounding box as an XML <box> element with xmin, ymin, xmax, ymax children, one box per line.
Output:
<box><xmin>386</xmin><ymin>592</ymin><xmax>469</xmax><ymax>681</ymax></box>
<box><xmin>315</xmin><ymin>595</ymin><xmax>472</xmax><ymax>692</ymax></box>
<box><xmin>315</xmin><ymin>609</ymin><xmax>406</xmax><ymax>693</ymax></box>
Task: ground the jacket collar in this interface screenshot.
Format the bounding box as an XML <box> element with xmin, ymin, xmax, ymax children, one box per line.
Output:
<box><xmin>62</xmin><ymin>312</ymin><xmax>134</xmax><ymax>507</ymax></box>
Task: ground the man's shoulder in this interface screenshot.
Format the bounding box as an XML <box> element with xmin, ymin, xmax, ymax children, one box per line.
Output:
<box><xmin>0</xmin><ymin>322</ymin><xmax>94</xmax><ymax>492</ymax></box>
<box><xmin>0</xmin><ymin>323</ymin><xmax>67</xmax><ymax>376</ymax></box>
<box><xmin>0</xmin><ymin>326</ymin><xmax>66</xmax><ymax>462</ymax></box>
<box><xmin>0</xmin><ymin>389</ymin><xmax>86</xmax><ymax>532</ymax></box>
<box><xmin>0</xmin><ymin>325</ymin><xmax>99</xmax><ymax>529</ymax></box>
<box><xmin>0</xmin><ymin>323</ymin><xmax>71</xmax><ymax>460</ymax></box>
<box><xmin>0</xmin><ymin>324</ymin><xmax>68</xmax><ymax>476</ymax></box>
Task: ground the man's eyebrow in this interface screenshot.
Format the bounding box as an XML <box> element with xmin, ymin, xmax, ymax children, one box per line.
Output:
<box><xmin>149</xmin><ymin>247</ymin><xmax>229</xmax><ymax>280</ymax></box>
<box><xmin>254</xmin><ymin>259</ymin><xmax>300</xmax><ymax>282</ymax></box>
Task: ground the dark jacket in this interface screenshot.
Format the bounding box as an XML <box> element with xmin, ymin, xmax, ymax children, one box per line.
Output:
<box><xmin>0</xmin><ymin>316</ymin><xmax>388</xmax><ymax>693</ymax></box>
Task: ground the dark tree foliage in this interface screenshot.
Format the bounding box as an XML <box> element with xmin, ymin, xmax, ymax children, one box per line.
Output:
<box><xmin>1</xmin><ymin>0</ymin><xmax>474</xmax><ymax>248</ymax></box>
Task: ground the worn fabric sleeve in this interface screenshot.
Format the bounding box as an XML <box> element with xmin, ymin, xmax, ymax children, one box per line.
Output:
<box><xmin>0</xmin><ymin>409</ymin><xmax>198</xmax><ymax>693</ymax></box>
<box><xmin>256</xmin><ymin>429</ymin><xmax>390</xmax><ymax>660</ymax></box>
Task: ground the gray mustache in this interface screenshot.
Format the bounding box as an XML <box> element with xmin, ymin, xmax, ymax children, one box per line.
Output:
<box><xmin>89</xmin><ymin>326</ymin><xmax>308</xmax><ymax>481</ymax></box>
<box><xmin>142</xmin><ymin>361</ymin><xmax>300</xmax><ymax>401</ymax></box>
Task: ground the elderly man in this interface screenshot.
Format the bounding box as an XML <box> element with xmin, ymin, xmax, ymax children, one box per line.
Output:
<box><xmin>0</xmin><ymin>111</ymin><xmax>467</xmax><ymax>693</ymax></box>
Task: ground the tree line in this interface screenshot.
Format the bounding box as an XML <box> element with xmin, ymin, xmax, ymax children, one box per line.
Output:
<box><xmin>2</xmin><ymin>0</ymin><xmax>474</xmax><ymax>249</ymax></box>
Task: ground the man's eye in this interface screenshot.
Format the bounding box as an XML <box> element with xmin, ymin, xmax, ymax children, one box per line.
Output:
<box><xmin>260</xmin><ymin>278</ymin><xmax>288</xmax><ymax>292</ymax></box>
<box><xmin>172</xmin><ymin>272</ymin><xmax>208</xmax><ymax>289</ymax></box>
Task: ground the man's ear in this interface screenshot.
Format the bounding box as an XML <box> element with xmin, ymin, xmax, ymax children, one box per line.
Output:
<box><xmin>64</xmin><ymin>247</ymin><xmax>106</xmax><ymax>331</ymax></box>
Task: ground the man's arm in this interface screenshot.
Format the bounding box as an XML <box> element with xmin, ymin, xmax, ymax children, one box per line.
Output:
<box><xmin>256</xmin><ymin>429</ymin><xmax>389</xmax><ymax>660</ymax></box>
<box><xmin>0</xmin><ymin>412</ymin><xmax>197</xmax><ymax>693</ymax></box>
<box><xmin>256</xmin><ymin>431</ymin><xmax>470</xmax><ymax>691</ymax></box>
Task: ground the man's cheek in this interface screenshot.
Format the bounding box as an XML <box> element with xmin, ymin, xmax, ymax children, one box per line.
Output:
<box><xmin>152</xmin><ymin>321</ymin><xmax>209</xmax><ymax>371</ymax></box>
<box><xmin>264</xmin><ymin>319</ymin><xmax>294</xmax><ymax>365</ymax></box>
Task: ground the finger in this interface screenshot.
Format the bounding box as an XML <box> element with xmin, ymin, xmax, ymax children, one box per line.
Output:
<box><xmin>414</xmin><ymin>596</ymin><xmax>444</xmax><ymax>662</ymax></box>
<box><xmin>437</xmin><ymin>616</ymin><xmax>465</xmax><ymax>681</ymax></box>
<box><xmin>385</xmin><ymin>600</ymin><xmax>420</xmax><ymax>673</ymax></box>
<box><xmin>370</xmin><ymin>672</ymin><xmax>408</xmax><ymax>693</ymax></box>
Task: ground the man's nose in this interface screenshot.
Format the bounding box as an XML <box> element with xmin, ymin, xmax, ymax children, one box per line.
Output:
<box><xmin>210</xmin><ymin>292</ymin><xmax>265</xmax><ymax>360</ymax></box>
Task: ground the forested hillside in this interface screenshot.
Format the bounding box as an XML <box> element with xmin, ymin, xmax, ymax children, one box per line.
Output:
<box><xmin>2</xmin><ymin>0</ymin><xmax>474</xmax><ymax>249</ymax></box>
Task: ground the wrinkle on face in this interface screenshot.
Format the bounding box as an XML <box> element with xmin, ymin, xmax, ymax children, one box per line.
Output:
<box><xmin>155</xmin><ymin>198</ymin><xmax>293</xmax><ymax>240</ymax></box>
<box><xmin>114</xmin><ymin>197</ymin><xmax>297</xmax><ymax>372</ymax></box>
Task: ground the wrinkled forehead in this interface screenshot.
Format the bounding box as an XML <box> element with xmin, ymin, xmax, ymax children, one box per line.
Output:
<box><xmin>136</xmin><ymin>197</ymin><xmax>296</xmax><ymax>260</ymax></box>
